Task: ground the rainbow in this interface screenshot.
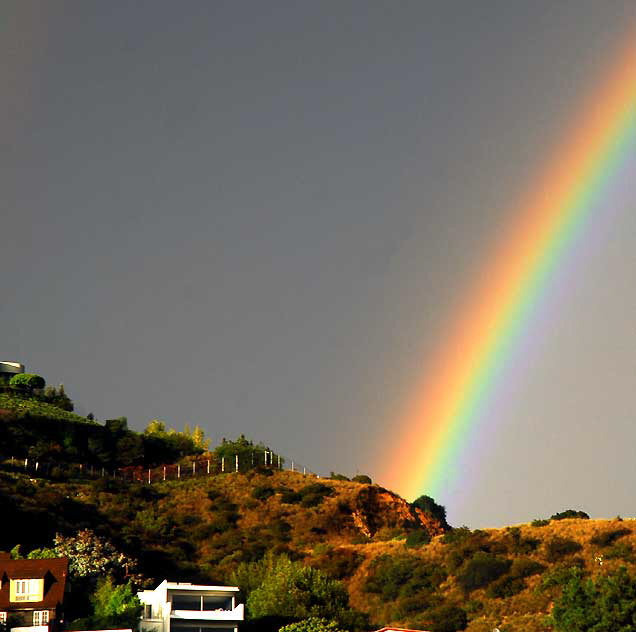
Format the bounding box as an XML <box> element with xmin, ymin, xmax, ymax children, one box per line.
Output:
<box><xmin>382</xmin><ymin>33</ymin><xmax>636</xmax><ymax>504</ymax></box>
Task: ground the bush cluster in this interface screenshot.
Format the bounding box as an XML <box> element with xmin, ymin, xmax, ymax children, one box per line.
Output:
<box><xmin>310</xmin><ymin>548</ymin><xmax>363</xmax><ymax>580</ymax></box>
<box><xmin>405</xmin><ymin>529</ymin><xmax>431</xmax><ymax>548</ymax></box>
<box><xmin>456</xmin><ymin>552</ymin><xmax>511</xmax><ymax>592</ymax></box>
<box><xmin>589</xmin><ymin>528</ymin><xmax>631</xmax><ymax>548</ymax></box>
<box><xmin>544</xmin><ymin>537</ymin><xmax>583</xmax><ymax>562</ymax></box>
<box><xmin>364</xmin><ymin>554</ymin><xmax>446</xmax><ymax>600</ymax></box>
<box><xmin>550</xmin><ymin>509</ymin><xmax>590</xmax><ymax>521</ymax></box>
<box><xmin>252</xmin><ymin>486</ymin><xmax>276</xmax><ymax>501</ymax></box>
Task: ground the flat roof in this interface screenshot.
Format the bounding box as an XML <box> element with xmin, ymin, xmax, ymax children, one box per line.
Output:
<box><xmin>0</xmin><ymin>362</ymin><xmax>24</xmax><ymax>371</ymax></box>
<box><xmin>165</xmin><ymin>583</ymin><xmax>240</xmax><ymax>592</ymax></box>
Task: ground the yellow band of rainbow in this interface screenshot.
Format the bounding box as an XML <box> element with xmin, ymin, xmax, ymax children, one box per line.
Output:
<box><xmin>382</xmin><ymin>31</ymin><xmax>636</xmax><ymax>503</ymax></box>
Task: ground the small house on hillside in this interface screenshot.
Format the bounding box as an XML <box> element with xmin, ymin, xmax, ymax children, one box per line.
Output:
<box><xmin>0</xmin><ymin>362</ymin><xmax>24</xmax><ymax>383</ymax></box>
<box><xmin>137</xmin><ymin>581</ymin><xmax>243</xmax><ymax>632</ymax></box>
<box><xmin>0</xmin><ymin>557</ymin><xmax>69</xmax><ymax>632</ymax></box>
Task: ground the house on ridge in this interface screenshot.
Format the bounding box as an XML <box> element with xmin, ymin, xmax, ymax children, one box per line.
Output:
<box><xmin>0</xmin><ymin>362</ymin><xmax>24</xmax><ymax>383</ymax></box>
<box><xmin>0</xmin><ymin>557</ymin><xmax>69</xmax><ymax>632</ymax></box>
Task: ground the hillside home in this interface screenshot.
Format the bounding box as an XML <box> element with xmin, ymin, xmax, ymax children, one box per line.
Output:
<box><xmin>0</xmin><ymin>557</ymin><xmax>69</xmax><ymax>632</ymax></box>
<box><xmin>137</xmin><ymin>581</ymin><xmax>243</xmax><ymax>632</ymax></box>
<box><xmin>0</xmin><ymin>362</ymin><xmax>24</xmax><ymax>383</ymax></box>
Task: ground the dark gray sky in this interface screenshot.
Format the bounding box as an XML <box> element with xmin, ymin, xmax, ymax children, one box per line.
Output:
<box><xmin>2</xmin><ymin>1</ymin><xmax>635</xmax><ymax>527</ymax></box>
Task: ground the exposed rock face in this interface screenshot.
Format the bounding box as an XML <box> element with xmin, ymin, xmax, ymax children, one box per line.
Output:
<box><xmin>348</xmin><ymin>485</ymin><xmax>447</xmax><ymax>538</ymax></box>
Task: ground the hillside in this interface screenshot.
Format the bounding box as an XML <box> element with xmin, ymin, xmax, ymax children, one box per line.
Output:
<box><xmin>1</xmin><ymin>380</ymin><xmax>634</xmax><ymax>631</ymax></box>
<box><xmin>0</xmin><ymin>392</ymin><xmax>94</xmax><ymax>424</ymax></box>
<box><xmin>3</xmin><ymin>461</ymin><xmax>636</xmax><ymax>631</ymax></box>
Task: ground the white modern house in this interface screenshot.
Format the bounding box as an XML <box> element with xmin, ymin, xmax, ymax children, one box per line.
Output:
<box><xmin>137</xmin><ymin>581</ymin><xmax>244</xmax><ymax>632</ymax></box>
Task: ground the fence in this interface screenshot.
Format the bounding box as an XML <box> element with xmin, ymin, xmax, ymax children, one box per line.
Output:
<box><xmin>1</xmin><ymin>451</ymin><xmax>318</xmax><ymax>485</ymax></box>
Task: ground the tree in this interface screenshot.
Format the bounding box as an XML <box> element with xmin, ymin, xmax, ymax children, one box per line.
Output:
<box><xmin>41</xmin><ymin>384</ymin><xmax>74</xmax><ymax>411</ymax></box>
<box><xmin>90</xmin><ymin>577</ymin><xmax>141</xmax><ymax>628</ymax></box>
<box><xmin>550</xmin><ymin>566</ymin><xmax>636</xmax><ymax>631</ymax></box>
<box><xmin>214</xmin><ymin>434</ymin><xmax>280</xmax><ymax>471</ymax></box>
<box><xmin>412</xmin><ymin>495</ymin><xmax>448</xmax><ymax>527</ymax></box>
<box><xmin>278</xmin><ymin>618</ymin><xmax>347</xmax><ymax>632</ymax></box>
<box><xmin>144</xmin><ymin>419</ymin><xmax>167</xmax><ymax>435</ymax></box>
<box><xmin>244</xmin><ymin>555</ymin><xmax>349</xmax><ymax>623</ymax></box>
<box><xmin>191</xmin><ymin>425</ymin><xmax>209</xmax><ymax>450</ymax></box>
<box><xmin>551</xmin><ymin>509</ymin><xmax>590</xmax><ymax>521</ymax></box>
<box><xmin>10</xmin><ymin>373</ymin><xmax>45</xmax><ymax>394</ymax></box>
<box><xmin>53</xmin><ymin>529</ymin><xmax>136</xmax><ymax>579</ymax></box>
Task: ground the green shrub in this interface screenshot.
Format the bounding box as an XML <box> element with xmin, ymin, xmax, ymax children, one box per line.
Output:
<box><xmin>311</xmin><ymin>548</ymin><xmax>363</xmax><ymax>580</ymax></box>
<box><xmin>300</xmin><ymin>483</ymin><xmax>334</xmax><ymax>498</ymax></box>
<box><xmin>544</xmin><ymin>537</ymin><xmax>583</xmax><ymax>562</ymax></box>
<box><xmin>351</xmin><ymin>474</ymin><xmax>372</xmax><ymax>484</ymax></box>
<box><xmin>329</xmin><ymin>472</ymin><xmax>350</xmax><ymax>481</ymax></box>
<box><xmin>278</xmin><ymin>618</ymin><xmax>346</xmax><ymax>632</ymax></box>
<box><xmin>531</xmin><ymin>518</ymin><xmax>550</xmax><ymax>527</ymax></box>
<box><xmin>590</xmin><ymin>528</ymin><xmax>631</xmax><ymax>547</ymax></box>
<box><xmin>456</xmin><ymin>552</ymin><xmax>511</xmax><ymax>592</ymax></box>
<box><xmin>301</xmin><ymin>493</ymin><xmax>326</xmax><ymax>508</ymax></box>
<box><xmin>604</xmin><ymin>542</ymin><xmax>634</xmax><ymax>561</ymax></box>
<box><xmin>298</xmin><ymin>483</ymin><xmax>334</xmax><ymax>508</ymax></box>
<box><xmin>538</xmin><ymin>559</ymin><xmax>586</xmax><ymax>593</ymax></box>
<box><xmin>550</xmin><ymin>509</ymin><xmax>590</xmax><ymax>521</ymax></box>
<box><xmin>442</xmin><ymin>526</ymin><xmax>472</xmax><ymax>545</ymax></box>
<box><xmin>444</xmin><ymin>530</ymin><xmax>492</xmax><ymax>572</ymax></box>
<box><xmin>271</xmin><ymin>521</ymin><xmax>292</xmax><ymax>542</ymax></box>
<box><xmin>405</xmin><ymin>529</ymin><xmax>431</xmax><ymax>548</ymax></box>
<box><xmin>364</xmin><ymin>554</ymin><xmax>446</xmax><ymax>600</ymax></box>
<box><xmin>10</xmin><ymin>373</ymin><xmax>45</xmax><ymax>391</ymax></box>
<box><xmin>486</xmin><ymin>574</ymin><xmax>526</xmax><ymax>598</ymax></box>
<box><xmin>428</xmin><ymin>603</ymin><xmax>468</xmax><ymax>632</ymax></box>
<box><xmin>252</xmin><ymin>486</ymin><xmax>276</xmax><ymax>501</ymax></box>
<box><xmin>280</xmin><ymin>491</ymin><xmax>302</xmax><ymax>504</ymax></box>
<box><xmin>505</xmin><ymin>526</ymin><xmax>540</xmax><ymax>554</ymax></box>
<box><xmin>412</xmin><ymin>495</ymin><xmax>447</xmax><ymax>526</ymax></box>
<box><xmin>549</xmin><ymin>566</ymin><xmax>636</xmax><ymax>631</ymax></box>
<box><xmin>246</xmin><ymin>555</ymin><xmax>350</xmax><ymax>622</ymax></box>
<box><xmin>510</xmin><ymin>558</ymin><xmax>546</xmax><ymax>578</ymax></box>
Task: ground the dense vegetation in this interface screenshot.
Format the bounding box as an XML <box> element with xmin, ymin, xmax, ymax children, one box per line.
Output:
<box><xmin>5</xmin><ymin>457</ymin><xmax>636</xmax><ymax>631</ymax></box>
<box><xmin>3</xmin><ymin>374</ymin><xmax>636</xmax><ymax>631</ymax></box>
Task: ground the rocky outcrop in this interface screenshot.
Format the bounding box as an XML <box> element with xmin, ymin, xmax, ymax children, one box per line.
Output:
<box><xmin>348</xmin><ymin>485</ymin><xmax>447</xmax><ymax>538</ymax></box>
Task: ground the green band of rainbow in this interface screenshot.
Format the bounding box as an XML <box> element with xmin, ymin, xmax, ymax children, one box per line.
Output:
<box><xmin>382</xmin><ymin>33</ymin><xmax>636</xmax><ymax>503</ymax></box>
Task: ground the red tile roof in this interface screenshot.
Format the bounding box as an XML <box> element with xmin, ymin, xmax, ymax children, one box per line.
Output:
<box><xmin>374</xmin><ymin>628</ymin><xmax>432</xmax><ymax>632</ymax></box>
<box><xmin>0</xmin><ymin>558</ymin><xmax>68</xmax><ymax>610</ymax></box>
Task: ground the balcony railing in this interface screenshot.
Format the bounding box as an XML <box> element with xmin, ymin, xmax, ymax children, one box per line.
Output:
<box><xmin>170</xmin><ymin>604</ymin><xmax>244</xmax><ymax>622</ymax></box>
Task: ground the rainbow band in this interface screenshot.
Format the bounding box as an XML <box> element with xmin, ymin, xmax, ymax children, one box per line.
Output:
<box><xmin>383</xmin><ymin>33</ymin><xmax>636</xmax><ymax>503</ymax></box>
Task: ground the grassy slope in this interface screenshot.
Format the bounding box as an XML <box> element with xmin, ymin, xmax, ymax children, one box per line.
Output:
<box><xmin>3</xmin><ymin>465</ymin><xmax>634</xmax><ymax>631</ymax></box>
<box><xmin>347</xmin><ymin>518</ymin><xmax>636</xmax><ymax>632</ymax></box>
<box><xmin>0</xmin><ymin>393</ymin><xmax>93</xmax><ymax>424</ymax></box>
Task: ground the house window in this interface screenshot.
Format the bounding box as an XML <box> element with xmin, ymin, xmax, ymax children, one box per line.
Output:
<box><xmin>33</xmin><ymin>610</ymin><xmax>50</xmax><ymax>625</ymax></box>
<box><xmin>144</xmin><ymin>604</ymin><xmax>152</xmax><ymax>618</ymax></box>
<box><xmin>11</xmin><ymin>578</ymin><xmax>44</xmax><ymax>602</ymax></box>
